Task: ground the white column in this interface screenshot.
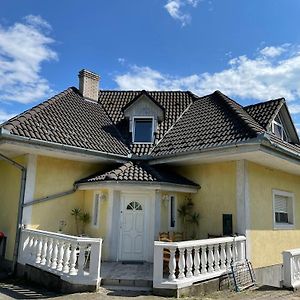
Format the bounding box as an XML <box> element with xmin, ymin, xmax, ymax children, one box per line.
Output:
<box><xmin>22</xmin><ymin>154</ymin><xmax>37</xmax><ymax>225</ymax></box>
<box><xmin>236</xmin><ymin>160</ymin><xmax>250</xmax><ymax>260</ymax></box>
<box><xmin>153</xmin><ymin>244</ymin><xmax>164</xmax><ymax>287</ymax></box>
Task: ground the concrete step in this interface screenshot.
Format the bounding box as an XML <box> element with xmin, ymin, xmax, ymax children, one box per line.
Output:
<box><xmin>101</xmin><ymin>278</ymin><xmax>153</xmax><ymax>291</ymax></box>
<box><xmin>102</xmin><ymin>285</ymin><xmax>152</xmax><ymax>292</ymax></box>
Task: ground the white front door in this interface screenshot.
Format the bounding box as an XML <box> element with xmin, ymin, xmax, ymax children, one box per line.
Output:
<box><xmin>119</xmin><ymin>194</ymin><xmax>146</xmax><ymax>261</ymax></box>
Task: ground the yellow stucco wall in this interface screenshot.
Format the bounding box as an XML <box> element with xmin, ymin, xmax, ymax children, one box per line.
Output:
<box><xmin>0</xmin><ymin>155</ymin><xmax>25</xmax><ymax>261</ymax></box>
<box><xmin>177</xmin><ymin>161</ymin><xmax>237</xmax><ymax>239</ymax></box>
<box><xmin>83</xmin><ymin>189</ymin><xmax>108</xmax><ymax>238</ymax></box>
<box><xmin>31</xmin><ymin>156</ymin><xmax>102</xmax><ymax>235</ymax></box>
<box><xmin>248</xmin><ymin>162</ymin><xmax>300</xmax><ymax>268</ymax></box>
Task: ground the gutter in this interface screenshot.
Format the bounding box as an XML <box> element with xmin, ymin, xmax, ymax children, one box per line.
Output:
<box><xmin>148</xmin><ymin>135</ymin><xmax>265</xmax><ymax>165</ymax></box>
<box><xmin>0</xmin><ymin>153</ymin><xmax>26</xmax><ymax>274</ymax></box>
<box><xmin>0</xmin><ymin>128</ymin><xmax>131</xmax><ymax>162</ymax></box>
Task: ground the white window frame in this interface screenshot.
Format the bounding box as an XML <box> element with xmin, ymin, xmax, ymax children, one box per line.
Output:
<box><xmin>272</xmin><ymin>189</ymin><xmax>295</xmax><ymax>230</ymax></box>
<box><xmin>92</xmin><ymin>192</ymin><xmax>100</xmax><ymax>228</ymax></box>
<box><xmin>271</xmin><ymin>115</ymin><xmax>288</xmax><ymax>141</ymax></box>
<box><xmin>132</xmin><ymin>116</ymin><xmax>155</xmax><ymax>144</ymax></box>
<box><xmin>168</xmin><ymin>195</ymin><xmax>177</xmax><ymax>230</ymax></box>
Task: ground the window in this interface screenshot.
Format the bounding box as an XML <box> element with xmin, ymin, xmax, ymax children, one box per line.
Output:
<box><xmin>169</xmin><ymin>195</ymin><xmax>176</xmax><ymax>229</ymax></box>
<box><xmin>133</xmin><ymin>117</ymin><xmax>153</xmax><ymax>143</ymax></box>
<box><xmin>92</xmin><ymin>193</ymin><xmax>100</xmax><ymax>227</ymax></box>
<box><xmin>272</xmin><ymin>116</ymin><xmax>288</xmax><ymax>141</ymax></box>
<box><xmin>273</xmin><ymin>190</ymin><xmax>294</xmax><ymax>229</ymax></box>
<box><xmin>126</xmin><ymin>201</ymin><xmax>143</xmax><ymax>211</ymax></box>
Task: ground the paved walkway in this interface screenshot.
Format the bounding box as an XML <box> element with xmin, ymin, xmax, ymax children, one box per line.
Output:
<box><xmin>1</xmin><ymin>279</ymin><xmax>300</xmax><ymax>299</ymax></box>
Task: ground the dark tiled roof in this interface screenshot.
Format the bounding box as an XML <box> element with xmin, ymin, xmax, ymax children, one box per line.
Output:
<box><xmin>244</xmin><ymin>98</ymin><xmax>284</xmax><ymax>129</ymax></box>
<box><xmin>99</xmin><ymin>90</ymin><xmax>195</xmax><ymax>156</ymax></box>
<box><xmin>2</xmin><ymin>87</ymin><xmax>130</xmax><ymax>156</ymax></box>
<box><xmin>151</xmin><ymin>91</ymin><xmax>265</xmax><ymax>157</ymax></box>
<box><xmin>77</xmin><ymin>161</ymin><xmax>199</xmax><ymax>187</ymax></box>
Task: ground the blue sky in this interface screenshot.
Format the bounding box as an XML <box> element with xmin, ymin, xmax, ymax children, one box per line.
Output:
<box><xmin>1</xmin><ymin>0</ymin><xmax>300</xmax><ymax>132</ymax></box>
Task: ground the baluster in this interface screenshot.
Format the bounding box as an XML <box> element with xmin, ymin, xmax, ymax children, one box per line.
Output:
<box><xmin>207</xmin><ymin>245</ymin><xmax>214</xmax><ymax>273</ymax></box>
<box><xmin>178</xmin><ymin>248</ymin><xmax>186</xmax><ymax>279</ymax></box>
<box><xmin>214</xmin><ymin>244</ymin><xmax>220</xmax><ymax>271</ymax></box>
<box><xmin>69</xmin><ymin>242</ymin><xmax>78</xmax><ymax>275</ymax></box>
<box><xmin>168</xmin><ymin>248</ymin><xmax>176</xmax><ymax>281</ymax></box>
<box><xmin>297</xmin><ymin>257</ymin><xmax>300</xmax><ymax>280</ymax></box>
<box><xmin>77</xmin><ymin>244</ymin><xmax>86</xmax><ymax>276</ymax></box>
<box><xmin>194</xmin><ymin>246</ymin><xmax>200</xmax><ymax>276</ymax></box>
<box><xmin>226</xmin><ymin>243</ymin><xmax>233</xmax><ymax>267</ymax></box>
<box><xmin>56</xmin><ymin>241</ymin><xmax>65</xmax><ymax>271</ymax></box>
<box><xmin>293</xmin><ymin>257</ymin><xmax>298</xmax><ymax>280</ymax></box>
<box><xmin>220</xmin><ymin>243</ymin><xmax>226</xmax><ymax>270</ymax></box>
<box><xmin>186</xmin><ymin>247</ymin><xmax>193</xmax><ymax>278</ymax></box>
<box><xmin>31</xmin><ymin>236</ymin><xmax>38</xmax><ymax>263</ymax></box>
<box><xmin>26</xmin><ymin>235</ymin><xmax>33</xmax><ymax>260</ymax></box>
<box><xmin>36</xmin><ymin>236</ymin><xmax>43</xmax><ymax>264</ymax></box>
<box><xmin>232</xmin><ymin>242</ymin><xmax>238</xmax><ymax>262</ymax></box>
<box><xmin>200</xmin><ymin>246</ymin><xmax>207</xmax><ymax>274</ymax></box>
<box><xmin>40</xmin><ymin>237</ymin><xmax>48</xmax><ymax>265</ymax></box>
<box><xmin>46</xmin><ymin>238</ymin><xmax>53</xmax><ymax>267</ymax></box>
<box><xmin>62</xmin><ymin>242</ymin><xmax>71</xmax><ymax>273</ymax></box>
<box><xmin>51</xmin><ymin>239</ymin><xmax>59</xmax><ymax>269</ymax></box>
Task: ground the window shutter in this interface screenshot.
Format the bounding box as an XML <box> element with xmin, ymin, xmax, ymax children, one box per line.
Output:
<box><xmin>274</xmin><ymin>195</ymin><xmax>288</xmax><ymax>213</ymax></box>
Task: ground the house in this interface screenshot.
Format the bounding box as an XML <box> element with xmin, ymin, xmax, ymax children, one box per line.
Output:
<box><xmin>1</xmin><ymin>69</ymin><xmax>300</xmax><ymax>294</ymax></box>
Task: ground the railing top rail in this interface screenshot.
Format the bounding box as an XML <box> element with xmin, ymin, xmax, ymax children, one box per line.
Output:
<box><xmin>22</xmin><ymin>228</ymin><xmax>102</xmax><ymax>243</ymax></box>
<box><xmin>283</xmin><ymin>248</ymin><xmax>300</xmax><ymax>256</ymax></box>
<box><xmin>154</xmin><ymin>235</ymin><xmax>246</xmax><ymax>248</ymax></box>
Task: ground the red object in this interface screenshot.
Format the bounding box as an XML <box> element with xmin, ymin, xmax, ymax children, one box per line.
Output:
<box><xmin>0</xmin><ymin>232</ymin><xmax>4</xmax><ymax>238</ymax></box>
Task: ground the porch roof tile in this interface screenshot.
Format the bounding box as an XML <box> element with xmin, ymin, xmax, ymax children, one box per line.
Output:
<box><xmin>76</xmin><ymin>161</ymin><xmax>199</xmax><ymax>187</ymax></box>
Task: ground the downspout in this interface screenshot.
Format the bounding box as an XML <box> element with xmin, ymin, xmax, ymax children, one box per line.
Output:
<box><xmin>23</xmin><ymin>184</ymin><xmax>78</xmax><ymax>208</ymax></box>
<box><xmin>0</xmin><ymin>153</ymin><xmax>27</xmax><ymax>274</ymax></box>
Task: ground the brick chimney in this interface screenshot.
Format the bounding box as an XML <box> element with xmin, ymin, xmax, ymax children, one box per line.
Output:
<box><xmin>78</xmin><ymin>69</ymin><xmax>100</xmax><ymax>101</ymax></box>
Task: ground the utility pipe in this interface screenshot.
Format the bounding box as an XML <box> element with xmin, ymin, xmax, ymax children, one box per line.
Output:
<box><xmin>0</xmin><ymin>153</ymin><xmax>27</xmax><ymax>274</ymax></box>
<box><xmin>23</xmin><ymin>184</ymin><xmax>78</xmax><ymax>208</ymax></box>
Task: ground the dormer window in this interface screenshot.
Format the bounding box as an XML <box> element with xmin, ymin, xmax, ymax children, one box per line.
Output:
<box><xmin>272</xmin><ymin>115</ymin><xmax>288</xmax><ymax>141</ymax></box>
<box><xmin>133</xmin><ymin>117</ymin><xmax>154</xmax><ymax>143</ymax></box>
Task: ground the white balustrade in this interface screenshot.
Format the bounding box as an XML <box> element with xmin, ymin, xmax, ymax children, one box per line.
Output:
<box><xmin>18</xmin><ymin>228</ymin><xmax>102</xmax><ymax>286</ymax></box>
<box><xmin>153</xmin><ymin>235</ymin><xmax>246</xmax><ymax>289</ymax></box>
<box><xmin>283</xmin><ymin>248</ymin><xmax>300</xmax><ymax>289</ymax></box>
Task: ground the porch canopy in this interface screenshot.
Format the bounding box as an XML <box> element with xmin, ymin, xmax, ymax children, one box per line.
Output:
<box><xmin>76</xmin><ymin>161</ymin><xmax>199</xmax><ymax>193</ymax></box>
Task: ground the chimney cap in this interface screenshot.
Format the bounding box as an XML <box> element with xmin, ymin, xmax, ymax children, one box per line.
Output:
<box><xmin>78</xmin><ymin>69</ymin><xmax>100</xmax><ymax>80</ymax></box>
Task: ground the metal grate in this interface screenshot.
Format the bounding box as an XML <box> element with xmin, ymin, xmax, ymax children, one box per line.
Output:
<box><xmin>229</xmin><ymin>260</ymin><xmax>256</xmax><ymax>292</ymax></box>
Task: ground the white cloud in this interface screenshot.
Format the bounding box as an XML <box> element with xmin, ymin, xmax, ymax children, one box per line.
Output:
<box><xmin>0</xmin><ymin>109</ymin><xmax>16</xmax><ymax>123</ymax></box>
<box><xmin>289</xmin><ymin>104</ymin><xmax>300</xmax><ymax>114</ymax></box>
<box><xmin>260</xmin><ymin>46</ymin><xmax>287</xmax><ymax>58</ymax></box>
<box><xmin>0</xmin><ymin>15</ymin><xmax>57</xmax><ymax>104</ymax></box>
<box><xmin>115</xmin><ymin>44</ymin><xmax>300</xmax><ymax>103</ymax></box>
<box><xmin>164</xmin><ymin>0</ymin><xmax>200</xmax><ymax>26</ymax></box>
